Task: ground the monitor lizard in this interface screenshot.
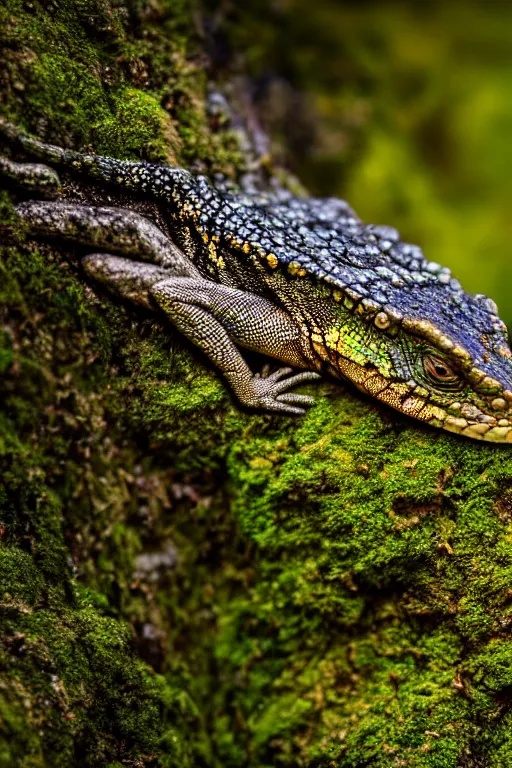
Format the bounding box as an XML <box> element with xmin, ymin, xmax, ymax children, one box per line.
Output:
<box><xmin>1</xmin><ymin>117</ymin><xmax>512</xmax><ymax>442</ymax></box>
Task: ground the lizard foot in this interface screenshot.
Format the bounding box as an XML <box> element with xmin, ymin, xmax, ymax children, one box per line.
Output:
<box><xmin>248</xmin><ymin>367</ymin><xmax>321</xmax><ymax>415</ymax></box>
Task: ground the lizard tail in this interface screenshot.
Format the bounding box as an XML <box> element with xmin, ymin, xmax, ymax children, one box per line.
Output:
<box><xmin>0</xmin><ymin>117</ymin><xmax>101</xmax><ymax>170</ymax></box>
<box><xmin>0</xmin><ymin>117</ymin><xmax>192</xmax><ymax>200</ymax></box>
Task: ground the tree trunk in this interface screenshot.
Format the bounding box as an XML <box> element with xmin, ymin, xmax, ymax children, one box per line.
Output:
<box><xmin>1</xmin><ymin>2</ymin><xmax>512</xmax><ymax>767</ymax></box>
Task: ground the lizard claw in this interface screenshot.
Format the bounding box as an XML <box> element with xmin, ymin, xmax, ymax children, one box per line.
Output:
<box><xmin>244</xmin><ymin>368</ymin><xmax>321</xmax><ymax>415</ymax></box>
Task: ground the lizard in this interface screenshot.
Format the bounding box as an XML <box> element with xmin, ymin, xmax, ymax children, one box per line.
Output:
<box><xmin>1</xmin><ymin>117</ymin><xmax>512</xmax><ymax>442</ymax></box>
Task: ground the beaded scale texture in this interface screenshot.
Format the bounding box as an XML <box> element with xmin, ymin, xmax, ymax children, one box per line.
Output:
<box><xmin>1</xmin><ymin>117</ymin><xmax>512</xmax><ymax>442</ymax></box>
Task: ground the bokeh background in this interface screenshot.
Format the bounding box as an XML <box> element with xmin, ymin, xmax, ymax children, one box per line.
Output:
<box><xmin>224</xmin><ymin>0</ymin><xmax>512</xmax><ymax>323</ymax></box>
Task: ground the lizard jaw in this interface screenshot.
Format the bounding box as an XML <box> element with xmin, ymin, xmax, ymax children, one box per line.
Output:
<box><xmin>442</xmin><ymin>416</ymin><xmax>512</xmax><ymax>443</ymax></box>
<box><xmin>337</xmin><ymin>356</ymin><xmax>512</xmax><ymax>442</ymax></box>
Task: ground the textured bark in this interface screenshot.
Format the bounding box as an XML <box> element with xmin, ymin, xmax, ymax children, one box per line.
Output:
<box><xmin>1</xmin><ymin>2</ymin><xmax>512</xmax><ymax>767</ymax></box>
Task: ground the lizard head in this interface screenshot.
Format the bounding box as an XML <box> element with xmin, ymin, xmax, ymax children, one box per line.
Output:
<box><xmin>307</xmin><ymin>217</ymin><xmax>512</xmax><ymax>442</ymax></box>
<box><xmin>387</xmin><ymin>304</ymin><xmax>512</xmax><ymax>442</ymax></box>
<box><xmin>250</xmin><ymin>194</ymin><xmax>512</xmax><ymax>441</ymax></box>
<box><xmin>335</xmin><ymin>285</ymin><xmax>512</xmax><ymax>442</ymax></box>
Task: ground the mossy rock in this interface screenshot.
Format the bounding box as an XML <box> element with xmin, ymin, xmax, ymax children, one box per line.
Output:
<box><xmin>2</xmin><ymin>1</ymin><xmax>512</xmax><ymax>767</ymax></box>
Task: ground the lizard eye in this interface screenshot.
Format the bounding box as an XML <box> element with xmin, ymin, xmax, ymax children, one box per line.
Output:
<box><xmin>423</xmin><ymin>354</ymin><xmax>461</xmax><ymax>387</ymax></box>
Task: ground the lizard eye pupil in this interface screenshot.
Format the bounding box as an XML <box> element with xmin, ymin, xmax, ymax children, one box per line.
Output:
<box><xmin>423</xmin><ymin>354</ymin><xmax>460</xmax><ymax>385</ymax></box>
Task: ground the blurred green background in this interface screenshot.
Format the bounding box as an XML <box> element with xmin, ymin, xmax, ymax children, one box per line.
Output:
<box><xmin>226</xmin><ymin>0</ymin><xmax>512</xmax><ymax>322</ymax></box>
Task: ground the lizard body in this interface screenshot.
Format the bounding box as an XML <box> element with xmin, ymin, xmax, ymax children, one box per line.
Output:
<box><xmin>1</xmin><ymin>118</ymin><xmax>512</xmax><ymax>442</ymax></box>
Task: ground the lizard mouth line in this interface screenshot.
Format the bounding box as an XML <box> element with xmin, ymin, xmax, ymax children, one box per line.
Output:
<box><xmin>345</xmin><ymin>360</ymin><xmax>512</xmax><ymax>442</ymax></box>
<box><xmin>442</xmin><ymin>416</ymin><xmax>512</xmax><ymax>442</ymax></box>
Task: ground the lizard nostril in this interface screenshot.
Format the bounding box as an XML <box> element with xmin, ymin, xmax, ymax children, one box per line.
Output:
<box><xmin>375</xmin><ymin>312</ymin><xmax>390</xmax><ymax>330</ymax></box>
<box><xmin>491</xmin><ymin>397</ymin><xmax>507</xmax><ymax>411</ymax></box>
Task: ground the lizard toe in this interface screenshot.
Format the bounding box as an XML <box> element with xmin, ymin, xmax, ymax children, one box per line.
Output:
<box><xmin>259</xmin><ymin>366</ymin><xmax>293</xmax><ymax>382</ymax></box>
<box><xmin>263</xmin><ymin>398</ymin><xmax>307</xmax><ymax>416</ymax></box>
<box><xmin>271</xmin><ymin>371</ymin><xmax>321</xmax><ymax>395</ymax></box>
<box><xmin>276</xmin><ymin>393</ymin><xmax>315</xmax><ymax>405</ymax></box>
<box><xmin>255</xmin><ymin>363</ymin><xmax>273</xmax><ymax>379</ymax></box>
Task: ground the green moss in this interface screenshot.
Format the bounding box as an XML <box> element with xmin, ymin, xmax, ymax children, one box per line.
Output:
<box><xmin>201</xmin><ymin>398</ymin><xmax>512</xmax><ymax>766</ymax></box>
<box><xmin>0</xmin><ymin>0</ymin><xmax>241</xmax><ymax>172</ymax></box>
<box><xmin>0</xmin><ymin>548</ymin><xmax>43</xmax><ymax>604</ymax></box>
<box><xmin>94</xmin><ymin>87</ymin><xmax>179</xmax><ymax>161</ymax></box>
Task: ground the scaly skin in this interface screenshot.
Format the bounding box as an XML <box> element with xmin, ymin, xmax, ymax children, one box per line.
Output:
<box><xmin>1</xmin><ymin>118</ymin><xmax>512</xmax><ymax>441</ymax></box>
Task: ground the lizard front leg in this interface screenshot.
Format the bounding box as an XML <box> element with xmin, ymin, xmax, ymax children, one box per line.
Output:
<box><xmin>8</xmin><ymin>199</ymin><xmax>320</xmax><ymax>413</ymax></box>
<box><xmin>83</xmin><ymin>255</ymin><xmax>320</xmax><ymax>414</ymax></box>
